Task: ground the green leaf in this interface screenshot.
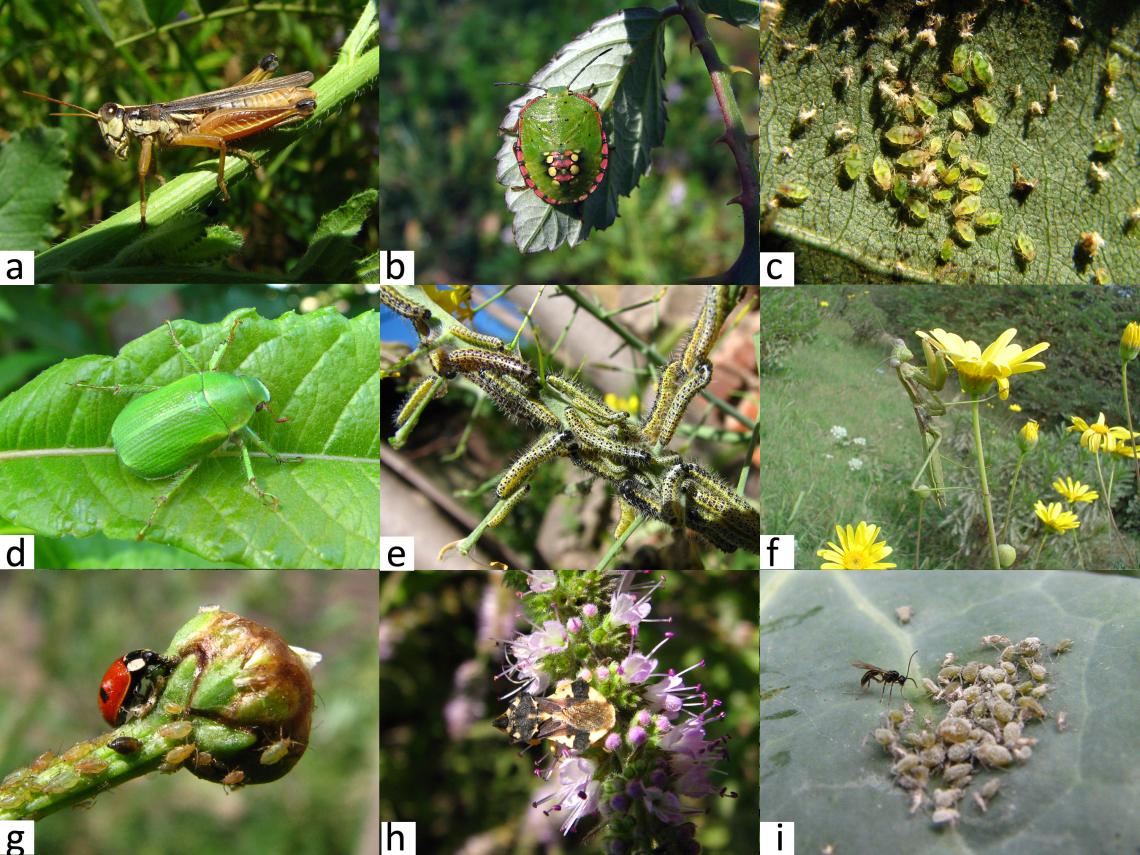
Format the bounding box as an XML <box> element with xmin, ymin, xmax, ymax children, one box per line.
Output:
<box><xmin>142</xmin><ymin>0</ymin><xmax>183</xmax><ymax>27</ymax></box>
<box><xmin>0</xmin><ymin>129</ymin><xmax>71</xmax><ymax>252</ymax></box>
<box><xmin>760</xmin><ymin>3</ymin><xmax>1138</xmax><ymax>283</ymax></box>
<box><xmin>495</xmin><ymin>8</ymin><xmax>667</xmax><ymax>253</ymax></box>
<box><xmin>760</xmin><ymin>571</ymin><xmax>1140</xmax><ymax>852</ymax></box>
<box><xmin>76</xmin><ymin>0</ymin><xmax>114</xmax><ymax>41</ymax></box>
<box><xmin>289</xmin><ymin>189</ymin><xmax>378</xmax><ymax>282</ymax></box>
<box><xmin>700</xmin><ymin>0</ymin><xmax>760</xmax><ymax>29</ymax></box>
<box><xmin>0</xmin><ymin>308</ymin><xmax>380</xmax><ymax>569</ymax></box>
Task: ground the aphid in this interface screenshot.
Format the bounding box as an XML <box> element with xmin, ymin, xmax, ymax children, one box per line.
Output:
<box><xmin>469</xmin><ymin>371</ymin><xmax>560</xmax><ymax>429</ymax></box>
<box><xmin>793</xmin><ymin>105</ymin><xmax>818</xmax><ymax>132</ymax></box>
<box><xmin>1048</xmin><ymin>84</ymin><xmax>1059</xmax><ymax>105</ymax></box>
<box><xmin>1068</xmin><ymin>15</ymin><xmax>1083</xmax><ymax>30</ymax></box>
<box><xmin>892</xmin><ymin>174</ymin><xmax>910</xmax><ymax>203</ymax></box>
<box><xmin>916</xmin><ymin>28</ymin><xmax>937</xmax><ymax>48</ymax></box>
<box><xmin>976</xmin><ymin>210</ymin><xmax>1002</xmax><ymax>230</ymax></box>
<box><xmin>975</xmin><ymin>743</ymin><xmax>1013</xmax><ymax>767</ymax></box>
<box><xmin>1027</xmin><ymin>101</ymin><xmax>1045</xmax><ymax>117</ymax></box>
<box><xmin>221</xmin><ymin>769</ymin><xmax>245</xmax><ymax>791</ymax></box>
<box><xmin>896</xmin><ymin>149</ymin><xmax>930</xmax><ymax>170</ymax></box>
<box><xmin>493</xmin><ymin>677</ymin><xmax>616</xmax><ymax>753</ymax></box>
<box><xmin>1105</xmin><ymin>52</ymin><xmax>1123</xmax><ymax>82</ymax></box>
<box><xmin>157</xmin><ymin>721</ymin><xmax>194</xmax><ymax>741</ymax></box>
<box><xmin>895</xmin><ymin>605</ymin><xmax>913</xmax><ymax>624</ymax></box>
<box><xmin>73</xmin><ymin>758</ymin><xmax>109</xmax><ymax>776</ymax></box>
<box><xmin>841</xmin><ymin>28</ymin><xmax>856</xmax><ymax>44</ymax></box>
<box><xmin>945</xmin><ymin>132</ymin><xmax>964</xmax><ymax>160</ymax></box>
<box><xmin>1093</xmin><ymin>129</ymin><xmax>1124</xmax><ymax>158</ymax></box>
<box><xmin>926</xmin><ymin>136</ymin><xmax>943</xmax><ymax>155</ymax></box>
<box><xmin>259</xmin><ymin>736</ymin><xmax>303</xmax><ymax>766</ymax></box>
<box><xmin>951</xmin><ymin>45</ymin><xmax>970</xmax><ymax>75</ymax></box>
<box><xmin>836</xmin><ymin>66</ymin><xmax>855</xmax><ymax>92</ymax></box>
<box><xmin>1010</xmin><ymin>83</ymin><xmax>1023</xmax><ymax>102</ymax></box>
<box><xmin>1088</xmin><ymin>162</ymin><xmax>1109</xmax><ymax>187</ymax></box>
<box><xmin>958</xmin><ymin>11</ymin><xmax>976</xmax><ymax>40</ymax></box>
<box><xmin>932</xmin><ymin>188</ymin><xmax>953</xmax><ymax>204</ymax></box>
<box><xmin>938</xmin><ymin>238</ymin><xmax>955</xmax><ymax>263</ymax></box>
<box><xmin>871</xmin><ymin>155</ymin><xmax>893</xmax><ymax>192</ymax></box>
<box><xmin>940</xmin><ymin>163</ymin><xmax>961</xmax><ymax>185</ymax></box>
<box><xmin>885</xmin><ymin>125</ymin><xmax>924</xmax><ymax>148</ymax></box>
<box><xmin>1061</xmin><ymin>37</ymin><xmax>1079</xmax><ymax>58</ymax></box>
<box><xmin>954</xmin><ymin>220</ymin><xmax>976</xmax><ymax>245</ymax></box>
<box><xmin>882</xmin><ymin>58</ymin><xmax>899</xmax><ymax>77</ymax></box>
<box><xmin>162</xmin><ymin>744</ymin><xmax>196</xmax><ymax>768</ymax></box>
<box><xmin>1051</xmin><ymin>638</ymin><xmax>1073</xmax><ymax>655</ymax></box>
<box><xmin>1017</xmin><ymin>697</ymin><xmax>1047</xmax><ymax>719</ymax></box>
<box><xmin>489</xmin><ymin>483</ymin><xmax>530</xmax><ymax>526</ymax></box>
<box><xmin>852</xmin><ymin>651</ymin><xmax>919</xmax><ymax>704</ymax></box>
<box><xmin>109</xmin><ymin>736</ymin><xmax>143</xmax><ymax>756</ymax></box>
<box><xmin>968</xmin><ymin>159</ymin><xmax>989</xmax><ymax>177</ymax></box>
<box><xmin>942</xmin><ymin>73</ymin><xmax>969</xmax><ymax>94</ymax></box>
<box><xmin>1011</xmin><ymin>164</ymin><xmax>1038</xmax><ymax>196</ymax></box>
<box><xmin>1055</xmin><ymin>711</ymin><xmax>1068</xmax><ymax>732</ymax></box>
<box><xmin>971</xmin><ymin>52</ymin><xmax>994</xmax><ymax>87</ymax></box>
<box><xmin>972</xmin><ymin>96</ymin><xmax>996</xmax><ymax>127</ymax></box>
<box><xmin>832</xmin><ymin>122</ymin><xmax>856</xmax><ymax>144</ymax></box>
<box><xmin>951</xmin><ymin>108</ymin><xmax>974</xmax><ymax>132</ymax></box>
<box><xmin>915</xmin><ymin>94</ymin><xmax>938</xmax><ymax>118</ymax></box>
<box><xmin>775</xmin><ymin>182</ymin><xmax>810</xmax><ymax>206</ymax></box>
<box><xmin>957</xmin><ymin>176</ymin><xmax>984</xmax><ymax>194</ymax></box>
<box><xmin>952</xmin><ymin>195</ymin><xmax>981</xmax><ymax>218</ymax></box>
<box><xmin>905</xmin><ymin>197</ymin><xmax>929</xmax><ymax>223</ymax></box>
<box><xmin>451</xmin><ymin>325</ymin><xmax>506</xmax><ymax>351</ymax></box>
<box><xmin>496</xmin><ymin>430</ymin><xmax>572</xmax><ymax>498</ymax></box>
<box><xmin>1078</xmin><ymin>231</ymin><xmax>1105</xmax><ymax>258</ymax></box>
<box><xmin>843</xmin><ymin>143</ymin><xmax>865</xmax><ymax>181</ymax></box>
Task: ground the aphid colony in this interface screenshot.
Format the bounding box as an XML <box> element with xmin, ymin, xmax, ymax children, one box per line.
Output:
<box><xmin>868</xmin><ymin>636</ymin><xmax>1065</xmax><ymax>827</ymax></box>
<box><xmin>382</xmin><ymin>287</ymin><xmax>760</xmax><ymax>555</ymax></box>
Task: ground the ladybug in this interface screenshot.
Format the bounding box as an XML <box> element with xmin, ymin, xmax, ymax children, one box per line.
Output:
<box><xmin>98</xmin><ymin>649</ymin><xmax>176</xmax><ymax>727</ymax></box>
<box><xmin>498</xmin><ymin>49</ymin><xmax>613</xmax><ymax>206</ymax></box>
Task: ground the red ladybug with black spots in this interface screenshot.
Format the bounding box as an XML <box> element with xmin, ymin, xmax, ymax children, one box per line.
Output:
<box><xmin>98</xmin><ymin>649</ymin><xmax>176</xmax><ymax>727</ymax></box>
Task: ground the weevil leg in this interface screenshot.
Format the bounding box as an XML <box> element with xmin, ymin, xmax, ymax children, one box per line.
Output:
<box><xmin>234</xmin><ymin>434</ymin><xmax>281</xmax><ymax>510</ymax></box>
<box><xmin>207</xmin><ymin>316</ymin><xmax>245</xmax><ymax>372</ymax></box>
<box><xmin>241</xmin><ymin>425</ymin><xmax>302</xmax><ymax>465</ymax></box>
<box><xmin>137</xmin><ymin>461</ymin><xmax>201</xmax><ymax>541</ymax></box>
<box><xmin>165</xmin><ymin>321</ymin><xmax>205</xmax><ymax>373</ymax></box>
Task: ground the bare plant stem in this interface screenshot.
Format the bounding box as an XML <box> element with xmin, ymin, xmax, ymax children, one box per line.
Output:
<box><xmin>1122</xmin><ymin>361</ymin><xmax>1140</xmax><ymax>492</ymax></box>
<box><xmin>971</xmin><ymin>398</ymin><xmax>1001</xmax><ymax>569</ymax></box>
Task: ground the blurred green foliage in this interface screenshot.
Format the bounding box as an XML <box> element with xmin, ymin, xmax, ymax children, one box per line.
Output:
<box><xmin>379</xmin><ymin>0</ymin><xmax>758</xmax><ymax>283</ymax></box>
<box><xmin>1</xmin><ymin>0</ymin><xmax>377</xmax><ymax>275</ymax></box>
<box><xmin>379</xmin><ymin>571</ymin><xmax>758</xmax><ymax>852</ymax></box>
<box><xmin>0</xmin><ymin>570</ymin><xmax>377</xmax><ymax>854</ymax></box>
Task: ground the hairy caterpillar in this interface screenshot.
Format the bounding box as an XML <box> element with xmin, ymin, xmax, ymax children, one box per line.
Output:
<box><xmin>654</xmin><ymin>360</ymin><xmax>713</xmax><ymax>446</ymax></box>
<box><xmin>547</xmin><ymin>373</ymin><xmax>629</xmax><ymax>424</ymax></box>
<box><xmin>395</xmin><ymin>375</ymin><xmax>446</xmax><ymax>429</ymax></box>
<box><xmin>616</xmin><ymin>478</ymin><xmax>667</xmax><ymax>521</ymax></box>
<box><xmin>685</xmin><ymin>462</ymin><xmax>756</xmax><ymax>514</ymax></box>
<box><xmin>681</xmin><ymin>286</ymin><xmax>732</xmax><ymax>371</ymax></box>
<box><xmin>683</xmin><ymin>478</ymin><xmax>760</xmax><ymax>554</ymax></box>
<box><xmin>497</xmin><ymin>431</ymin><xmax>573</xmax><ymax>498</ymax></box>
<box><xmin>489</xmin><ymin>484</ymin><xmax>531</xmax><ymax>526</ymax></box>
<box><xmin>470</xmin><ymin>371</ymin><xmax>560</xmax><ymax>429</ymax></box>
<box><xmin>641</xmin><ymin>360</ymin><xmax>686</xmax><ymax>444</ymax></box>
<box><xmin>449</xmin><ymin>349</ymin><xmax>536</xmax><ymax>386</ymax></box>
<box><xmin>430</xmin><ymin>349</ymin><xmax>456</xmax><ymax>378</ymax></box>
<box><xmin>568</xmin><ymin>445</ymin><xmax>630</xmax><ymax>482</ymax></box>
<box><xmin>565</xmin><ymin>410</ymin><xmax>651</xmax><ymax>465</ymax></box>
<box><xmin>380</xmin><ymin>286</ymin><xmax>432</xmax><ymax>338</ymax></box>
<box><xmin>450</xmin><ymin>325</ymin><xmax>506</xmax><ymax>351</ymax></box>
<box><xmin>661</xmin><ymin>462</ymin><xmax>690</xmax><ymax>524</ymax></box>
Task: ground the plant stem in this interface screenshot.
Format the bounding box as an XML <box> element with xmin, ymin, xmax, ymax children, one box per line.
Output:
<box><xmin>113</xmin><ymin>3</ymin><xmax>346</xmax><ymax>48</ymax></box>
<box><xmin>1093</xmin><ymin>451</ymin><xmax>1119</xmax><ymax>535</ymax></box>
<box><xmin>1122</xmin><ymin>361</ymin><xmax>1140</xmax><ymax>492</ymax></box>
<box><xmin>999</xmin><ymin>452</ymin><xmax>1026</xmax><ymax>544</ymax></box>
<box><xmin>1032</xmin><ymin>532</ymin><xmax>1047</xmax><ymax>567</ymax></box>
<box><xmin>971</xmin><ymin>398</ymin><xmax>1001</xmax><ymax>569</ymax></box>
<box><xmin>914</xmin><ymin>496</ymin><xmax>924</xmax><ymax>570</ymax></box>
<box><xmin>671</xmin><ymin>0</ymin><xmax>759</xmax><ymax>284</ymax></box>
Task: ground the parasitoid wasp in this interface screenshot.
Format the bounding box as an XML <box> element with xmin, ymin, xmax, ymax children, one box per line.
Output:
<box><xmin>852</xmin><ymin>650</ymin><xmax>919</xmax><ymax>703</ymax></box>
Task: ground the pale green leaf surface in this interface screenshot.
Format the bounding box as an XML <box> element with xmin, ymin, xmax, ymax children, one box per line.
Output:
<box><xmin>495</xmin><ymin>8</ymin><xmax>667</xmax><ymax>253</ymax></box>
<box><xmin>0</xmin><ymin>129</ymin><xmax>70</xmax><ymax>252</ymax></box>
<box><xmin>0</xmin><ymin>308</ymin><xmax>380</xmax><ymax>569</ymax></box>
<box><xmin>760</xmin><ymin>571</ymin><xmax>1139</xmax><ymax>854</ymax></box>
<box><xmin>760</xmin><ymin>2</ymin><xmax>1138</xmax><ymax>283</ymax></box>
<box><xmin>290</xmin><ymin>189</ymin><xmax>379</xmax><ymax>282</ymax></box>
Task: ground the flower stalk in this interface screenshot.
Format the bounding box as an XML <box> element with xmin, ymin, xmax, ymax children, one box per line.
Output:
<box><xmin>971</xmin><ymin>397</ymin><xmax>1001</xmax><ymax>569</ymax></box>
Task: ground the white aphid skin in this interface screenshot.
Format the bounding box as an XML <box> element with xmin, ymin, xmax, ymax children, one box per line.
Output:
<box><xmin>470</xmin><ymin>371</ymin><xmax>560</xmax><ymax>430</ymax></box>
<box><xmin>489</xmin><ymin>484</ymin><xmax>530</xmax><ymax>526</ymax></box>
<box><xmin>654</xmin><ymin>361</ymin><xmax>713</xmax><ymax>446</ymax></box>
<box><xmin>449</xmin><ymin>349</ymin><xmax>536</xmax><ymax>386</ymax></box>
<box><xmin>547</xmin><ymin>373</ymin><xmax>629</xmax><ymax>424</ymax></box>
<box><xmin>565</xmin><ymin>410</ymin><xmax>651</xmax><ymax>465</ymax></box>
<box><xmin>450</xmin><ymin>325</ymin><xmax>506</xmax><ymax>351</ymax></box>
<box><xmin>496</xmin><ymin>431</ymin><xmax>572</xmax><ymax>498</ymax></box>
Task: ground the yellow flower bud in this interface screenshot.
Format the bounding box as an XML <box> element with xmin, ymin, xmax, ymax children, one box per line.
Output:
<box><xmin>1121</xmin><ymin>321</ymin><xmax>1140</xmax><ymax>363</ymax></box>
<box><xmin>1017</xmin><ymin>419</ymin><xmax>1039</xmax><ymax>453</ymax></box>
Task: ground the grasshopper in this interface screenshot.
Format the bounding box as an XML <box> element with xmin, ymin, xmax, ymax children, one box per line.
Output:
<box><xmin>890</xmin><ymin>337</ymin><xmax>949</xmax><ymax>510</ymax></box>
<box><xmin>24</xmin><ymin>53</ymin><xmax>316</xmax><ymax>227</ymax></box>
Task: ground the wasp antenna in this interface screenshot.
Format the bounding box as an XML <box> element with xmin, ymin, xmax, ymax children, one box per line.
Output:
<box><xmin>23</xmin><ymin>90</ymin><xmax>98</xmax><ymax>118</ymax></box>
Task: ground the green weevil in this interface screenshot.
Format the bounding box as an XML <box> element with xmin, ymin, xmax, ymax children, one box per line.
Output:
<box><xmin>498</xmin><ymin>49</ymin><xmax>611</xmax><ymax>206</ymax></box>
<box><xmin>75</xmin><ymin>316</ymin><xmax>296</xmax><ymax>539</ymax></box>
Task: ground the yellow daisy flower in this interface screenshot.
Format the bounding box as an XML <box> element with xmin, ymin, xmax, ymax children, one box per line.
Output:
<box><xmin>818</xmin><ymin>522</ymin><xmax>897</xmax><ymax>570</ymax></box>
<box><xmin>1121</xmin><ymin>321</ymin><xmax>1140</xmax><ymax>363</ymax></box>
<box><xmin>916</xmin><ymin>328</ymin><xmax>1048</xmax><ymax>400</ymax></box>
<box><xmin>1008</xmin><ymin>403</ymin><xmax>1022</xmax><ymax>412</ymax></box>
<box><xmin>1052</xmin><ymin>477</ymin><xmax>1098</xmax><ymax>504</ymax></box>
<box><xmin>1034</xmin><ymin>501</ymin><xmax>1081</xmax><ymax>534</ymax></box>
<box><xmin>1067</xmin><ymin>412</ymin><xmax>1138</xmax><ymax>454</ymax></box>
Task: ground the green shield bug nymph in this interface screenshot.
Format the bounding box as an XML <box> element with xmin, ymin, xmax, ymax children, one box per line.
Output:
<box><xmin>497</xmin><ymin>49</ymin><xmax>612</xmax><ymax>206</ymax></box>
<box><xmin>75</xmin><ymin>316</ymin><xmax>295</xmax><ymax>540</ymax></box>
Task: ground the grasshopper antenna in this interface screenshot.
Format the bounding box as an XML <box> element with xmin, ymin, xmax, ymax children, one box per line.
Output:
<box><xmin>23</xmin><ymin>91</ymin><xmax>99</xmax><ymax>119</ymax></box>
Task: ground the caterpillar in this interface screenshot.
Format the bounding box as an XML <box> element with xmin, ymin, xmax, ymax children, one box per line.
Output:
<box><xmin>616</xmin><ymin>478</ymin><xmax>667</xmax><ymax>521</ymax></box>
<box><xmin>685</xmin><ymin>462</ymin><xmax>756</xmax><ymax>515</ymax></box>
<box><xmin>395</xmin><ymin>375</ymin><xmax>446</xmax><ymax>429</ymax></box>
<box><xmin>683</xmin><ymin>481</ymin><xmax>760</xmax><ymax>554</ymax></box>
<box><xmin>489</xmin><ymin>484</ymin><xmax>530</xmax><ymax>526</ymax></box>
<box><xmin>547</xmin><ymin>373</ymin><xmax>629</xmax><ymax>424</ymax></box>
<box><xmin>429</xmin><ymin>349</ymin><xmax>456</xmax><ymax>378</ymax></box>
<box><xmin>641</xmin><ymin>360</ymin><xmax>687</xmax><ymax>443</ymax></box>
<box><xmin>450</xmin><ymin>325</ymin><xmax>506</xmax><ymax>351</ymax></box>
<box><xmin>568</xmin><ymin>446</ymin><xmax>629</xmax><ymax>482</ymax></box>
<box><xmin>449</xmin><ymin>349</ymin><xmax>536</xmax><ymax>386</ymax></box>
<box><xmin>654</xmin><ymin>360</ymin><xmax>713</xmax><ymax>446</ymax></box>
<box><xmin>380</xmin><ymin>286</ymin><xmax>432</xmax><ymax>338</ymax></box>
<box><xmin>565</xmin><ymin>410</ymin><xmax>651</xmax><ymax>465</ymax></box>
<box><xmin>681</xmin><ymin>286</ymin><xmax>732</xmax><ymax>371</ymax></box>
<box><xmin>497</xmin><ymin>431</ymin><xmax>573</xmax><ymax>498</ymax></box>
<box><xmin>661</xmin><ymin>462</ymin><xmax>690</xmax><ymax>524</ymax></box>
<box><xmin>470</xmin><ymin>371</ymin><xmax>560</xmax><ymax>429</ymax></box>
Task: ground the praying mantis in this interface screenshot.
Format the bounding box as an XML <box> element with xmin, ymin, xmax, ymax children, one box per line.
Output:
<box><xmin>890</xmin><ymin>338</ymin><xmax>949</xmax><ymax>510</ymax></box>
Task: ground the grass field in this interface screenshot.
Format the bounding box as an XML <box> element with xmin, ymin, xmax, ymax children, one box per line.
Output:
<box><xmin>761</xmin><ymin>310</ymin><xmax>1139</xmax><ymax>571</ymax></box>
